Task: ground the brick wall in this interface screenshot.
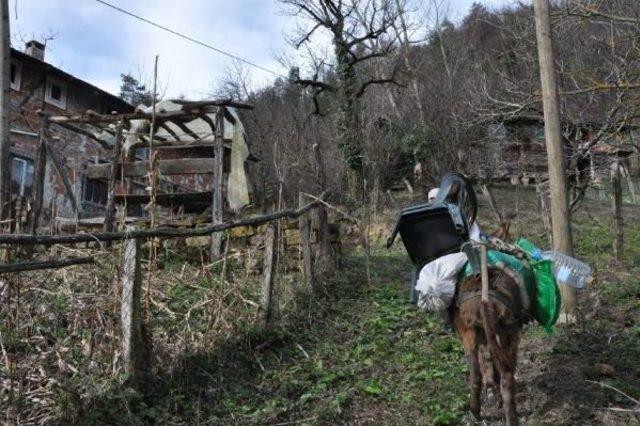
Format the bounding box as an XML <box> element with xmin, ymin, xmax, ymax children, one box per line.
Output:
<box><xmin>9</xmin><ymin>49</ymin><xmax>132</xmax><ymax>224</ymax></box>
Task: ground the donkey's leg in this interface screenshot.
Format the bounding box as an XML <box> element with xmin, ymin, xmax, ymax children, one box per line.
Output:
<box><xmin>468</xmin><ymin>350</ymin><xmax>482</xmax><ymax>418</ymax></box>
<box><xmin>495</xmin><ymin>333</ymin><xmax>519</xmax><ymax>426</ymax></box>
<box><xmin>455</xmin><ymin>324</ymin><xmax>482</xmax><ymax>419</ymax></box>
<box><xmin>500</xmin><ymin>370</ymin><xmax>517</xmax><ymax>426</ymax></box>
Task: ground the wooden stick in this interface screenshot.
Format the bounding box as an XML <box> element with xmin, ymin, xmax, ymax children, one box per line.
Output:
<box><xmin>46</xmin><ymin>101</ymin><xmax>251</xmax><ymax>125</ymax></box>
<box><xmin>173</xmin><ymin>120</ymin><xmax>202</xmax><ymax>141</ymax></box>
<box><xmin>313</xmin><ymin>143</ymin><xmax>331</xmax><ymax>267</ymax></box>
<box><xmin>103</xmin><ymin>123</ymin><xmax>124</xmax><ymax>234</ymax></box>
<box><xmin>260</xmin><ymin>224</ymin><xmax>277</xmax><ymax>325</ymax></box>
<box><xmin>480</xmin><ymin>244</ymin><xmax>489</xmax><ymax>303</ymax></box>
<box><xmin>210</xmin><ymin>107</ymin><xmax>225</xmax><ymax>259</ymax></box>
<box><xmin>120</xmin><ymin>233</ymin><xmax>149</xmax><ymax>378</ymax></box>
<box><xmin>299</xmin><ymin>193</ymin><xmax>314</xmax><ymax>290</ymax></box>
<box><xmin>169</xmin><ymin>98</ymin><xmax>253</xmax><ymax>110</ymax></box>
<box><xmin>0</xmin><ymin>256</ymin><xmax>93</xmax><ymax>273</ymax></box>
<box><xmin>52</xmin><ymin>121</ymin><xmax>112</xmax><ymax>150</ymax></box>
<box><xmin>0</xmin><ymin>201</ymin><xmax>320</xmax><ymax>246</ymax></box>
<box><xmin>612</xmin><ymin>159</ymin><xmax>624</xmax><ymax>263</ymax></box>
<box><xmin>28</xmin><ymin>117</ymin><xmax>49</xmax><ymax>234</ymax></box>
<box><xmin>45</xmin><ymin>140</ymin><xmax>81</xmax><ymax>215</ymax></box>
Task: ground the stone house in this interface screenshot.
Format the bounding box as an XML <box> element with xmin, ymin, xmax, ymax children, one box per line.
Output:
<box><xmin>9</xmin><ymin>40</ymin><xmax>133</xmax><ymax>223</ymax></box>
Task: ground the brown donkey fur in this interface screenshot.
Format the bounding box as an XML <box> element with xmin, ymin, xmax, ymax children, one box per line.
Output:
<box><xmin>451</xmin><ymin>268</ymin><xmax>528</xmax><ymax>426</ymax></box>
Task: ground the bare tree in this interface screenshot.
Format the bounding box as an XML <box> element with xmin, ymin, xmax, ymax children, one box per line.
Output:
<box><xmin>281</xmin><ymin>0</ymin><xmax>402</xmax><ymax>194</ymax></box>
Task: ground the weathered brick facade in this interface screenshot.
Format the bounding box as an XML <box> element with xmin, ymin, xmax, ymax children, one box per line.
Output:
<box><xmin>9</xmin><ymin>42</ymin><xmax>133</xmax><ymax>223</ymax></box>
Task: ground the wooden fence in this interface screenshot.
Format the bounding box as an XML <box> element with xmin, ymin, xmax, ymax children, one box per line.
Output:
<box><xmin>0</xmin><ymin>196</ymin><xmax>332</xmax><ymax>381</ymax></box>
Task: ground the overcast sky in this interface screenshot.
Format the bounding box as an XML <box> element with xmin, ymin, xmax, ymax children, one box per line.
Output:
<box><xmin>11</xmin><ymin>0</ymin><xmax>512</xmax><ymax>100</ymax></box>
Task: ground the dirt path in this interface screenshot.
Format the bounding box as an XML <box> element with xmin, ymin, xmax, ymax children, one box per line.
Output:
<box><xmin>78</xmin><ymin>232</ymin><xmax>639</xmax><ymax>424</ymax></box>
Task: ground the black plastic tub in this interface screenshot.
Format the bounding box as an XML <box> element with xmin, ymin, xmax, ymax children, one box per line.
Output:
<box><xmin>388</xmin><ymin>201</ymin><xmax>469</xmax><ymax>269</ymax></box>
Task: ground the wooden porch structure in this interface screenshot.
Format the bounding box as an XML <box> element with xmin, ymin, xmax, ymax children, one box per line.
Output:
<box><xmin>26</xmin><ymin>98</ymin><xmax>253</xmax><ymax>258</ymax></box>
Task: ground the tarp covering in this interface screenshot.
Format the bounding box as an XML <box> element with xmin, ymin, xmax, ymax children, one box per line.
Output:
<box><xmin>118</xmin><ymin>100</ymin><xmax>251</xmax><ymax>212</ymax></box>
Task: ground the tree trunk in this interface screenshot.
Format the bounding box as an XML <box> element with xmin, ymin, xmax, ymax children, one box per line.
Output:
<box><xmin>533</xmin><ymin>0</ymin><xmax>576</xmax><ymax>321</ymax></box>
<box><xmin>0</xmin><ymin>0</ymin><xmax>10</xmax><ymax>220</ymax></box>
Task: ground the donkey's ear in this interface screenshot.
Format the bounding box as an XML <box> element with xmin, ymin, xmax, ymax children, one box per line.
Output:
<box><xmin>446</xmin><ymin>181</ymin><xmax>461</xmax><ymax>202</ymax></box>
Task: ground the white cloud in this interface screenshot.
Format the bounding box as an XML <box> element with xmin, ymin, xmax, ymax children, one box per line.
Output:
<box><xmin>10</xmin><ymin>0</ymin><xmax>511</xmax><ymax>100</ymax></box>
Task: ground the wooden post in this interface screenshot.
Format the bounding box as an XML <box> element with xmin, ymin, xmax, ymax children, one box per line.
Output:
<box><xmin>211</xmin><ymin>108</ymin><xmax>225</xmax><ymax>259</ymax></box>
<box><xmin>45</xmin><ymin>140</ymin><xmax>80</xmax><ymax>216</ymax></box>
<box><xmin>299</xmin><ymin>193</ymin><xmax>314</xmax><ymax>290</ymax></box>
<box><xmin>480</xmin><ymin>244</ymin><xmax>489</xmax><ymax>303</ymax></box>
<box><xmin>533</xmin><ymin>0</ymin><xmax>576</xmax><ymax>320</ymax></box>
<box><xmin>103</xmin><ymin>123</ymin><xmax>124</xmax><ymax>234</ymax></box>
<box><xmin>313</xmin><ymin>143</ymin><xmax>331</xmax><ymax>267</ymax></box>
<box><xmin>612</xmin><ymin>159</ymin><xmax>624</xmax><ymax>263</ymax></box>
<box><xmin>28</xmin><ymin>117</ymin><xmax>49</xmax><ymax>234</ymax></box>
<box><xmin>259</xmin><ymin>224</ymin><xmax>277</xmax><ymax>325</ymax></box>
<box><xmin>121</xmin><ymin>234</ymin><xmax>149</xmax><ymax>379</ymax></box>
<box><xmin>0</xmin><ymin>0</ymin><xmax>10</xmax><ymax>220</ymax></box>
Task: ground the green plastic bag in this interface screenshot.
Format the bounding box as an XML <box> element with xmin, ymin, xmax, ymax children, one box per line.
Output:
<box><xmin>516</xmin><ymin>238</ymin><xmax>562</xmax><ymax>333</ymax></box>
<box><xmin>459</xmin><ymin>249</ymin><xmax>536</xmax><ymax>312</ymax></box>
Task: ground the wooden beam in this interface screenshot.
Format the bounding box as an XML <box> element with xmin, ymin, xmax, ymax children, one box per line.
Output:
<box><xmin>313</xmin><ymin>143</ymin><xmax>331</xmax><ymax>268</ymax></box>
<box><xmin>114</xmin><ymin>191</ymin><xmax>212</xmax><ymax>206</ymax></box>
<box><xmin>299</xmin><ymin>193</ymin><xmax>314</xmax><ymax>290</ymax></box>
<box><xmin>52</xmin><ymin>121</ymin><xmax>112</xmax><ymax>150</ymax></box>
<box><xmin>210</xmin><ymin>108</ymin><xmax>225</xmax><ymax>259</ymax></box>
<box><xmin>45</xmin><ymin>140</ymin><xmax>81</xmax><ymax>215</ymax></box>
<box><xmin>28</xmin><ymin>117</ymin><xmax>49</xmax><ymax>234</ymax></box>
<box><xmin>612</xmin><ymin>160</ymin><xmax>624</xmax><ymax>263</ymax></box>
<box><xmin>0</xmin><ymin>256</ymin><xmax>94</xmax><ymax>273</ymax></box>
<box><xmin>87</xmin><ymin>158</ymin><xmax>215</xmax><ymax>179</ymax></box>
<box><xmin>46</xmin><ymin>104</ymin><xmax>243</xmax><ymax>125</ymax></box>
<box><xmin>0</xmin><ymin>200</ymin><xmax>321</xmax><ymax>246</ymax></box>
<box><xmin>104</xmin><ymin>124</ymin><xmax>124</xmax><ymax>234</ymax></box>
<box><xmin>259</xmin><ymin>224</ymin><xmax>277</xmax><ymax>325</ymax></box>
<box><xmin>173</xmin><ymin>120</ymin><xmax>202</xmax><ymax>141</ymax></box>
<box><xmin>120</xmin><ymin>233</ymin><xmax>150</xmax><ymax>379</ymax></box>
<box><xmin>159</xmin><ymin>122</ymin><xmax>181</xmax><ymax>141</ymax></box>
<box><xmin>170</xmin><ymin>98</ymin><xmax>254</xmax><ymax>110</ymax></box>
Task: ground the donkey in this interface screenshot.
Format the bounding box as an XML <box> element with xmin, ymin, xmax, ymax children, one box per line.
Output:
<box><xmin>450</xmin><ymin>264</ymin><xmax>529</xmax><ymax>426</ymax></box>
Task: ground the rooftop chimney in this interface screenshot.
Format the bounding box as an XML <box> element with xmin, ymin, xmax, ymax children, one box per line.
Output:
<box><xmin>25</xmin><ymin>40</ymin><xmax>45</xmax><ymax>61</ymax></box>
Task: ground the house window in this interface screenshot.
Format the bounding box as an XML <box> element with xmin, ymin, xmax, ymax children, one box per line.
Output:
<box><xmin>10</xmin><ymin>156</ymin><xmax>34</xmax><ymax>197</ymax></box>
<box><xmin>10</xmin><ymin>60</ymin><xmax>21</xmax><ymax>91</ymax></box>
<box><xmin>45</xmin><ymin>77</ymin><xmax>67</xmax><ymax>109</ymax></box>
<box><xmin>82</xmin><ymin>176</ymin><xmax>108</xmax><ymax>205</ymax></box>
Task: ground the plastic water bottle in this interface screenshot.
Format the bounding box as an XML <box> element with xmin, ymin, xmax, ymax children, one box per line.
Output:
<box><xmin>542</xmin><ymin>251</ymin><xmax>592</xmax><ymax>289</ymax></box>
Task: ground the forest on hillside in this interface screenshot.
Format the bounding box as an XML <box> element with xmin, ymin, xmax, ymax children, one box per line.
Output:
<box><xmin>199</xmin><ymin>0</ymin><xmax>640</xmax><ymax>207</ymax></box>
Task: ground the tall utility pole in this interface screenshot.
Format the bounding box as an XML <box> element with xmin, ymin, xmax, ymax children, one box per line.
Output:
<box><xmin>533</xmin><ymin>0</ymin><xmax>576</xmax><ymax>320</ymax></box>
<box><xmin>0</xmin><ymin>0</ymin><xmax>10</xmax><ymax>220</ymax></box>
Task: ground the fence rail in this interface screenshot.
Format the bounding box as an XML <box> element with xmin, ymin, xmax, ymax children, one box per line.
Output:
<box><xmin>0</xmin><ymin>200</ymin><xmax>321</xmax><ymax>247</ymax></box>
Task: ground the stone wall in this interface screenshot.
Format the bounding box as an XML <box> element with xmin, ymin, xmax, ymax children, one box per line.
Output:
<box><xmin>181</xmin><ymin>218</ymin><xmax>341</xmax><ymax>273</ymax></box>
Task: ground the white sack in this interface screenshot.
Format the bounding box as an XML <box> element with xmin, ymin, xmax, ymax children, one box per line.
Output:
<box><xmin>416</xmin><ymin>252</ymin><xmax>468</xmax><ymax>311</ymax></box>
